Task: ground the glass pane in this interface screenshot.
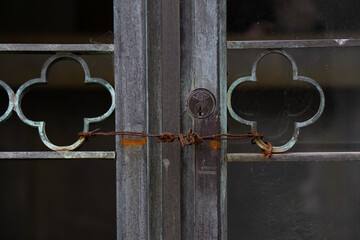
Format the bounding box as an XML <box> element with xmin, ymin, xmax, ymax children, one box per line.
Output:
<box><xmin>228</xmin><ymin>0</ymin><xmax>360</xmax><ymax>40</ymax></box>
<box><xmin>0</xmin><ymin>56</ymin><xmax>116</xmax><ymax>239</ymax></box>
<box><xmin>227</xmin><ymin>48</ymin><xmax>360</xmax><ymax>152</ymax></box>
<box><xmin>0</xmin><ymin>160</ymin><xmax>115</xmax><ymax>239</ymax></box>
<box><xmin>0</xmin><ymin>0</ymin><xmax>113</xmax><ymax>43</ymax></box>
<box><xmin>228</xmin><ymin>161</ymin><xmax>360</xmax><ymax>239</ymax></box>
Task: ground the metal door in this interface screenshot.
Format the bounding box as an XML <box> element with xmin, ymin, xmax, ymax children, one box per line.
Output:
<box><xmin>114</xmin><ymin>0</ymin><xmax>226</xmax><ymax>239</ymax></box>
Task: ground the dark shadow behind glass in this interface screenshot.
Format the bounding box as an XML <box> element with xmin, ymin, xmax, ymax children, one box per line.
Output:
<box><xmin>228</xmin><ymin>0</ymin><xmax>360</xmax><ymax>40</ymax></box>
<box><xmin>0</xmin><ymin>0</ymin><xmax>113</xmax><ymax>43</ymax></box>
<box><xmin>227</xmin><ymin>1</ymin><xmax>360</xmax><ymax>239</ymax></box>
<box><xmin>0</xmin><ymin>1</ymin><xmax>115</xmax><ymax>239</ymax></box>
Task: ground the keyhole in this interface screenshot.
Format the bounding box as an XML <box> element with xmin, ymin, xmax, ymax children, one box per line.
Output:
<box><xmin>198</xmin><ymin>105</ymin><xmax>203</xmax><ymax>116</ymax></box>
<box><xmin>187</xmin><ymin>89</ymin><xmax>215</xmax><ymax>119</ymax></box>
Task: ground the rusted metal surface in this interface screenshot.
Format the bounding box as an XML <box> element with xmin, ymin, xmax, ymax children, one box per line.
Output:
<box><xmin>10</xmin><ymin>54</ymin><xmax>115</xmax><ymax>151</ymax></box>
<box><xmin>227</xmin><ymin>152</ymin><xmax>360</xmax><ymax>162</ymax></box>
<box><xmin>79</xmin><ymin>128</ymin><xmax>264</xmax><ymax>147</ymax></box>
<box><xmin>181</xmin><ymin>0</ymin><xmax>227</xmax><ymax>239</ymax></box>
<box><xmin>0</xmin><ymin>44</ymin><xmax>113</xmax><ymax>54</ymax></box>
<box><xmin>0</xmin><ymin>151</ymin><xmax>115</xmax><ymax>159</ymax></box>
<box><xmin>114</xmin><ymin>0</ymin><xmax>148</xmax><ymax>239</ymax></box>
<box><xmin>227</xmin><ymin>39</ymin><xmax>360</xmax><ymax>49</ymax></box>
<box><xmin>227</xmin><ymin>50</ymin><xmax>325</xmax><ymax>153</ymax></box>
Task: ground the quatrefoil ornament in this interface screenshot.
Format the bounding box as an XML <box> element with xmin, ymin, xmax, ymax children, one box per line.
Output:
<box><xmin>0</xmin><ymin>80</ymin><xmax>15</xmax><ymax>123</ymax></box>
<box><xmin>227</xmin><ymin>50</ymin><xmax>325</xmax><ymax>153</ymax></box>
<box><xmin>15</xmin><ymin>54</ymin><xmax>115</xmax><ymax>151</ymax></box>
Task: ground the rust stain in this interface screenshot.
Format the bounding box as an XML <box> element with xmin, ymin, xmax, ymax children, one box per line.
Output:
<box><xmin>209</xmin><ymin>140</ymin><xmax>221</xmax><ymax>149</ymax></box>
<box><xmin>120</xmin><ymin>137</ymin><xmax>147</xmax><ymax>146</ymax></box>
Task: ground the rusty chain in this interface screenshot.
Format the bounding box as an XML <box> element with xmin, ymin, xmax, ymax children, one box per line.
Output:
<box><xmin>78</xmin><ymin>128</ymin><xmax>273</xmax><ymax>159</ymax></box>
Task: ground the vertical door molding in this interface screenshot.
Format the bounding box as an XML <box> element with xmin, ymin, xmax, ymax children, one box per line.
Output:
<box><xmin>181</xmin><ymin>0</ymin><xmax>227</xmax><ymax>239</ymax></box>
<box><xmin>114</xmin><ymin>0</ymin><xmax>148</xmax><ymax>239</ymax></box>
<box><xmin>148</xmin><ymin>0</ymin><xmax>181</xmax><ymax>239</ymax></box>
<box><xmin>115</xmin><ymin>0</ymin><xmax>181</xmax><ymax>239</ymax></box>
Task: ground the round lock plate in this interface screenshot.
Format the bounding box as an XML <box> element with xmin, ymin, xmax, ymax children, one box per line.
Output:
<box><xmin>187</xmin><ymin>88</ymin><xmax>216</xmax><ymax>119</ymax></box>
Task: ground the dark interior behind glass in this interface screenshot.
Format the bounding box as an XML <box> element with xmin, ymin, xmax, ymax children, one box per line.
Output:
<box><xmin>227</xmin><ymin>1</ymin><xmax>360</xmax><ymax>239</ymax></box>
<box><xmin>228</xmin><ymin>0</ymin><xmax>360</xmax><ymax>40</ymax></box>
<box><xmin>0</xmin><ymin>1</ymin><xmax>115</xmax><ymax>239</ymax></box>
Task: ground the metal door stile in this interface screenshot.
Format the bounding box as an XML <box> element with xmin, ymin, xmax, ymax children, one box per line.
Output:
<box><xmin>148</xmin><ymin>0</ymin><xmax>181</xmax><ymax>239</ymax></box>
<box><xmin>114</xmin><ymin>0</ymin><xmax>149</xmax><ymax>239</ymax></box>
<box><xmin>181</xmin><ymin>0</ymin><xmax>227</xmax><ymax>239</ymax></box>
<box><xmin>159</xmin><ymin>0</ymin><xmax>182</xmax><ymax>239</ymax></box>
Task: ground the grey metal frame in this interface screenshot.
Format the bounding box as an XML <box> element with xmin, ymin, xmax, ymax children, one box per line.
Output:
<box><xmin>227</xmin><ymin>38</ymin><xmax>360</xmax><ymax>49</ymax></box>
<box><xmin>0</xmin><ymin>44</ymin><xmax>113</xmax><ymax>54</ymax></box>
<box><xmin>228</xmin><ymin>152</ymin><xmax>360</xmax><ymax>162</ymax></box>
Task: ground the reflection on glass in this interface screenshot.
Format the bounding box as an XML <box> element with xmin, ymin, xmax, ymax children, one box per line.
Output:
<box><xmin>228</xmin><ymin>161</ymin><xmax>360</xmax><ymax>239</ymax></box>
<box><xmin>228</xmin><ymin>0</ymin><xmax>360</xmax><ymax>40</ymax></box>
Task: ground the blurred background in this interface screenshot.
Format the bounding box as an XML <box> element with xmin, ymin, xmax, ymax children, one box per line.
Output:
<box><xmin>227</xmin><ymin>0</ymin><xmax>360</xmax><ymax>239</ymax></box>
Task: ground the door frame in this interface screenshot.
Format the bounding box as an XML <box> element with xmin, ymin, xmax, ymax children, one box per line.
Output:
<box><xmin>114</xmin><ymin>0</ymin><xmax>227</xmax><ymax>239</ymax></box>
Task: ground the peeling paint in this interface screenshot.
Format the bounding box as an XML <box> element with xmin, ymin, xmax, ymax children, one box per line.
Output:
<box><xmin>120</xmin><ymin>137</ymin><xmax>147</xmax><ymax>146</ymax></box>
<box><xmin>209</xmin><ymin>140</ymin><xmax>221</xmax><ymax>149</ymax></box>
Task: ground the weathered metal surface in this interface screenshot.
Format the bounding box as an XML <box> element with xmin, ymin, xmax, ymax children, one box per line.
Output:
<box><xmin>187</xmin><ymin>88</ymin><xmax>216</xmax><ymax>119</ymax></box>
<box><xmin>0</xmin><ymin>80</ymin><xmax>15</xmax><ymax>122</ymax></box>
<box><xmin>160</xmin><ymin>0</ymin><xmax>181</xmax><ymax>239</ymax></box>
<box><xmin>13</xmin><ymin>54</ymin><xmax>115</xmax><ymax>151</ymax></box>
<box><xmin>227</xmin><ymin>39</ymin><xmax>360</xmax><ymax>49</ymax></box>
<box><xmin>0</xmin><ymin>44</ymin><xmax>114</xmax><ymax>54</ymax></box>
<box><xmin>0</xmin><ymin>151</ymin><xmax>115</xmax><ymax>159</ymax></box>
<box><xmin>227</xmin><ymin>152</ymin><xmax>360</xmax><ymax>162</ymax></box>
<box><xmin>114</xmin><ymin>0</ymin><xmax>148</xmax><ymax>239</ymax></box>
<box><xmin>227</xmin><ymin>50</ymin><xmax>325</xmax><ymax>153</ymax></box>
<box><xmin>180</xmin><ymin>0</ymin><xmax>196</xmax><ymax>238</ymax></box>
<box><xmin>147</xmin><ymin>0</ymin><xmax>163</xmax><ymax>237</ymax></box>
<box><xmin>147</xmin><ymin>0</ymin><xmax>182</xmax><ymax>238</ymax></box>
<box><xmin>181</xmin><ymin>0</ymin><xmax>227</xmax><ymax>239</ymax></box>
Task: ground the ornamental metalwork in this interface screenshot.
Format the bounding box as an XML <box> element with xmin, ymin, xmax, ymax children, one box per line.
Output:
<box><xmin>227</xmin><ymin>50</ymin><xmax>325</xmax><ymax>153</ymax></box>
<box><xmin>0</xmin><ymin>54</ymin><xmax>115</xmax><ymax>151</ymax></box>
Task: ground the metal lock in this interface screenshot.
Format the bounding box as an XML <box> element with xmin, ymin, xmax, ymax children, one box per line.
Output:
<box><xmin>187</xmin><ymin>88</ymin><xmax>216</xmax><ymax>119</ymax></box>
